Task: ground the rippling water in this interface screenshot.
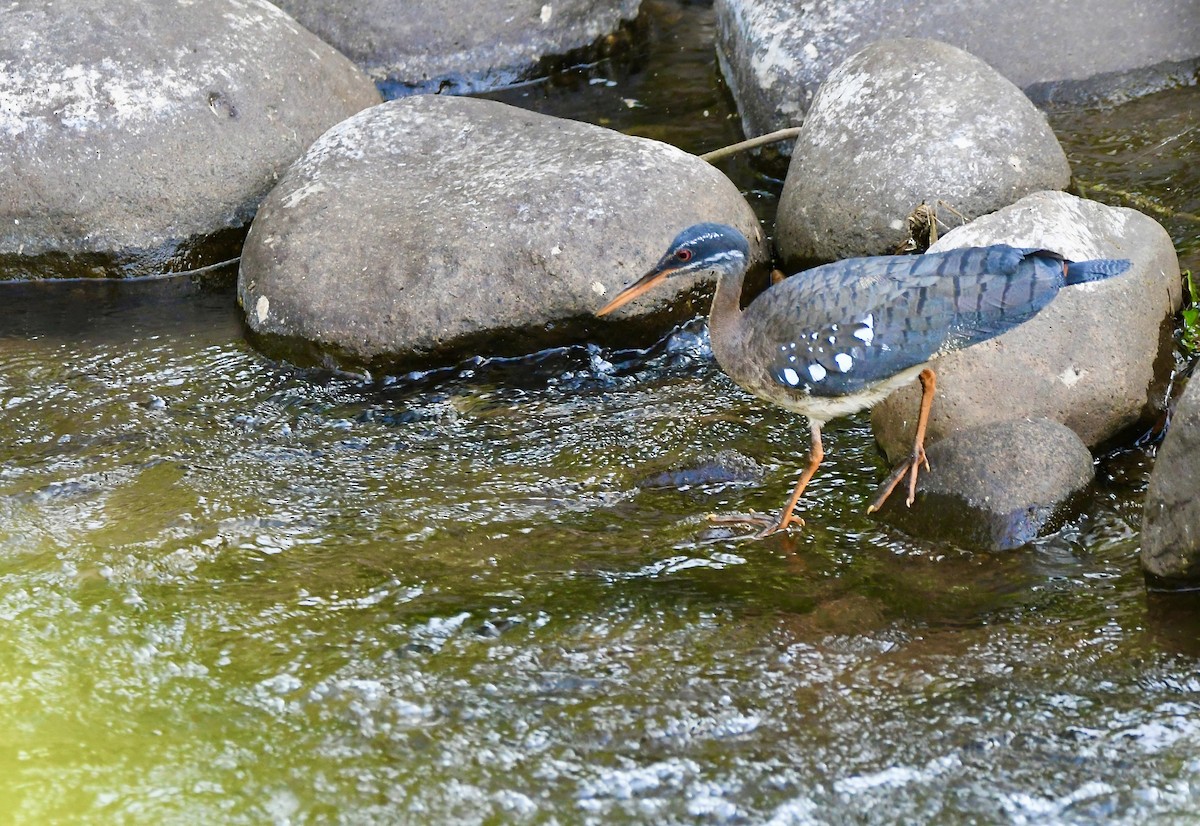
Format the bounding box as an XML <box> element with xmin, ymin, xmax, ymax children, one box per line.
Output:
<box><xmin>2</xmin><ymin>1</ymin><xmax>1199</xmax><ymax>823</ymax></box>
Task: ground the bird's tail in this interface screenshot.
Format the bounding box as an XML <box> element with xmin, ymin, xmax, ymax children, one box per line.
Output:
<box><xmin>1065</xmin><ymin>257</ymin><xmax>1132</xmax><ymax>285</ymax></box>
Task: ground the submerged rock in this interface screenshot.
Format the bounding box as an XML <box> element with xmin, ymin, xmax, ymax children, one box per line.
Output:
<box><xmin>775</xmin><ymin>39</ymin><xmax>1070</xmax><ymax>264</ymax></box>
<box><xmin>1142</xmin><ymin>376</ymin><xmax>1200</xmax><ymax>586</ymax></box>
<box><xmin>638</xmin><ymin>449</ymin><xmax>766</xmax><ymax>490</ymax></box>
<box><xmin>872</xmin><ymin>191</ymin><xmax>1181</xmax><ymax>463</ymax></box>
<box><xmin>274</xmin><ymin>0</ymin><xmax>641</xmax><ymax>95</ymax></box>
<box><xmin>239</xmin><ymin>95</ymin><xmax>763</xmax><ymax>372</ymax></box>
<box><xmin>874</xmin><ymin>419</ymin><xmax>1094</xmax><ymax>550</ymax></box>
<box><xmin>0</xmin><ymin>0</ymin><xmax>381</xmax><ymax>281</ymax></box>
<box><xmin>715</xmin><ymin>0</ymin><xmax>1200</xmax><ymax>139</ymax></box>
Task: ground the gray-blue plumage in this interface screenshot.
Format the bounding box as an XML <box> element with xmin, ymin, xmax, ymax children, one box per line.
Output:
<box><xmin>598</xmin><ymin>223</ymin><xmax>1130</xmax><ymax>426</ymax></box>
<box><xmin>754</xmin><ymin>244</ymin><xmax>1129</xmax><ymax>399</ymax></box>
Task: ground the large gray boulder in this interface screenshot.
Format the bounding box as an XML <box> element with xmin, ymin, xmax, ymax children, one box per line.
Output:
<box><xmin>1142</xmin><ymin>376</ymin><xmax>1200</xmax><ymax>586</ymax></box>
<box><xmin>273</xmin><ymin>0</ymin><xmax>641</xmax><ymax>94</ymax></box>
<box><xmin>874</xmin><ymin>419</ymin><xmax>1094</xmax><ymax>550</ymax></box>
<box><xmin>0</xmin><ymin>0</ymin><xmax>381</xmax><ymax>281</ymax></box>
<box><xmin>776</xmin><ymin>39</ymin><xmax>1070</xmax><ymax>264</ymax></box>
<box><xmin>871</xmin><ymin>191</ymin><xmax>1181</xmax><ymax>463</ymax></box>
<box><xmin>715</xmin><ymin>0</ymin><xmax>1200</xmax><ymax>139</ymax></box>
<box><xmin>239</xmin><ymin>95</ymin><xmax>764</xmax><ymax>372</ymax></box>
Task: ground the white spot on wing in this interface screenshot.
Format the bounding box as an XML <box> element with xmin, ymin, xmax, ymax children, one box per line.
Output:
<box><xmin>853</xmin><ymin>313</ymin><xmax>875</xmax><ymax>344</ymax></box>
<box><xmin>781</xmin><ymin>367</ymin><xmax>801</xmax><ymax>386</ymax></box>
<box><xmin>808</xmin><ymin>363</ymin><xmax>827</xmax><ymax>382</ymax></box>
<box><xmin>834</xmin><ymin>353</ymin><xmax>853</xmax><ymax>372</ymax></box>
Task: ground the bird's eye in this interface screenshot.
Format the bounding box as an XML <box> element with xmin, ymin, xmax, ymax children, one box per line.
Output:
<box><xmin>676</xmin><ymin>249</ymin><xmax>693</xmax><ymax>262</ymax></box>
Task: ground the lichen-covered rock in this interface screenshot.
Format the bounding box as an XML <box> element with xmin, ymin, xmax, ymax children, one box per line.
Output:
<box><xmin>775</xmin><ymin>39</ymin><xmax>1070</xmax><ymax>264</ymax></box>
<box><xmin>871</xmin><ymin>191</ymin><xmax>1181</xmax><ymax>462</ymax></box>
<box><xmin>274</xmin><ymin>0</ymin><xmax>641</xmax><ymax>94</ymax></box>
<box><xmin>715</xmin><ymin>0</ymin><xmax>1200</xmax><ymax>139</ymax></box>
<box><xmin>1142</xmin><ymin>376</ymin><xmax>1200</xmax><ymax>586</ymax></box>
<box><xmin>238</xmin><ymin>95</ymin><xmax>764</xmax><ymax>372</ymax></box>
<box><xmin>874</xmin><ymin>419</ymin><xmax>1094</xmax><ymax>550</ymax></box>
<box><xmin>0</xmin><ymin>0</ymin><xmax>381</xmax><ymax>281</ymax></box>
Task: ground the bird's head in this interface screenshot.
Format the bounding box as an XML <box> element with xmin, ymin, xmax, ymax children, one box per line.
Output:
<box><xmin>596</xmin><ymin>223</ymin><xmax>750</xmax><ymax>316</ymax></box>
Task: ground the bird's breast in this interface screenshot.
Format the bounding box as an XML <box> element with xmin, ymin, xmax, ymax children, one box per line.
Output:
<box><xmin>732</xmin><ymin>361</ymin><xmax>928</xmax><ymax>424</ymax></box>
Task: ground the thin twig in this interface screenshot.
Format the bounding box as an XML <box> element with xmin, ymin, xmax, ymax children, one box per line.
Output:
<box><xmin>699</xmin><ymin>127</ymin><xmax>803</xmax><ymax>163</ymax></box>
<box><xmin>174</xmin><ymin>256</ymin><xmax>241</xmax><ymax>276</ymax></box>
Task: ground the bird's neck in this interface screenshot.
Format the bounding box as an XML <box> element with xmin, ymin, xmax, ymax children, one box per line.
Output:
<box><xmin>708</xmin><ymin>267</ymin><xmax>750</xmax><ymax>380</ymax></box>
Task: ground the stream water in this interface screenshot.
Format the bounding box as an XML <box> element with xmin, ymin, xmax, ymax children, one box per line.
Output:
<box><xmin>1</xmin><ymin>1</ymin><xmax>1199</xmax><ymax>823</ymax></box>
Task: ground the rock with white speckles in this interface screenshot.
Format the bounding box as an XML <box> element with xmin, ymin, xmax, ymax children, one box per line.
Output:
<box><xmin>1142</xmin><ymin>376</ymin><xmax>1200</xmax><ymax>586</ymax></box>
<box><xmin>273</xmin><ymin>0</ymin><xmax>641</xmax><ymax>95</ymax></box>
<box><xmin>775</xmin><ymin>39</ymin><xmax>1070</xmax><ymax>265</ymax></box>
<box><xmin>238</xmin><ymin>95</ymin><xmax>764</xmax><ymax>371</ymax></box>
<box><xmin>0</xmin><ymin>0</ymin><xmax>381</xmax><ymax>281</ymax></box>
<box><xmin>715</xmin><ymin>0</ymin><xmax>1200</xmax><ymax>140</ymax></box>
<box><xmin>871</xmin><ymin>190</ymin><xmax>1181</xmax><ymax>462</ymax></box>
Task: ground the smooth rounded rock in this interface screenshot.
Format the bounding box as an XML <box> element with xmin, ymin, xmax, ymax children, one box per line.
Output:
<box><xmin>1142</xmin><ymin>375</ymin><xmax>1200</xmax><ymax>586</ymax></box>
<box><xmin>239</xmin><ymin>95</ymin><xmax>764</xmax><ymax>372</ymax></box>
<box><xmin>715</xmin><ymin>0</ymin><xmax>1200</xmax><ymax>139</ymax></box>
<box><xmin>871</xmin><ymin>191</ymin><xmax>1182</xmax><ymax>463</ymax></box>
<box><xmin>0</xmin><ymin>0</ymin><xmax>381</xmax><ymax>281</ymax></box>
<box><xmin>274</xmin><ymin>0</ymin><xmax>641</xmax><ymax>94</ymax></box>
<box><xmin>874</xmin><ymin>418</ymin><xmax>1094</xmax><ymax>550</ymax></box>
<box><xmin>776</xmin><ymin>38</ymin><xmax>1070</xmax><ymax>264</ymax></box>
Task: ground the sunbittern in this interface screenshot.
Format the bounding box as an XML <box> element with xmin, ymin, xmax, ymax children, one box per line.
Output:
<box><xmin>597</xmin><ymin>223</ymin><xmax>1130</xmax><ymax>536</ymax></box>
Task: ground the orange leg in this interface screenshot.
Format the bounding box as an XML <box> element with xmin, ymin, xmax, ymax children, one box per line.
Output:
<box><xmin>711</xmin><ymin>419</ymin><xmax>824</xmax><ymax>536</ymax></box>
<box><xmin>867</xmin><ymin>368</ymin><xmax>935</xmax><ymax>513</ymax></box>
<box><xmin>766</xmin><ymin>419</ymin><xmax>825</xmax><ymax>534</ymax></box>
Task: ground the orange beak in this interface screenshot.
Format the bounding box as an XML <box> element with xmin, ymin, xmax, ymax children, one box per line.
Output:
<box><xmin>595</xmin><ymin>265</ymin><xmax>679</xmax><ymax>316</ymax></box>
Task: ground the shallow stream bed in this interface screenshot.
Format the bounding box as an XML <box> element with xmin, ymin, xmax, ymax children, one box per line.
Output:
<box><xmin>2</xmin><ymin>2</ymin><xmax>1199</xmax><ymax>822</ymax></box>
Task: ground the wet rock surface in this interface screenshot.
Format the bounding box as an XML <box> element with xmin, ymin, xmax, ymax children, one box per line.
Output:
<box><xmin>1142</xmin><ymin>375</ymin><xmax>1200</xmax><ymax>586</ymax></box>
<box><xmin>638</xmin><ymin>449</ymin><xmax>766</xmax><ymax>489</ymax></box>
<box><xmin>239</xmin><ymin>95</ymin><xmax>764</xmax><ymax>372</ymax></box>
<box><xmin>274</xmin><ymin>0</ymin><xmax>641</xmax><ymax>94</ymax></box>
<box><xmin>871</xmin><ymin>190</ymin><xmax>1182</xmax><ymax>463</ymax></box>
<box><xmin>715</xmin><ymin>0</ymin><xmax>1200</xmax><ymax>138</ymax></box>
<box><xmin>0</xmin><ymin>0</ymin><xmax>381</xmax><ymax>281</ymax></box>
<box><xmin>775</xmin><ymin>39</ymin><xmax>1070</xmax><ymax>265</ymax></box>
<box><xmin>874</xmin><ymin>418</ymin><xmax>1094</xmax><ymax>550</ymax></box>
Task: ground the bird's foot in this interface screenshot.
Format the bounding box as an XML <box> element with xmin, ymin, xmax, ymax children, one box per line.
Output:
<box><xmin>708</xmin><ymin>511</ymin><xmax>803</xmax><ymax>538</ymax></box>
<box><xmin>866</xmin><ymin>446</ymin><xmax>928</xmax><ymax>513</ymax></box>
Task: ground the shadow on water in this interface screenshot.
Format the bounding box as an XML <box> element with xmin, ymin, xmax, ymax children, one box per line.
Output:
<box><xmin>1145</xmin><ymin>591</ymin><xmax>1200</xmax><ymax>657</ymax></box>
<box><xmin>0</xmin><ymin>265</ymin><xmax>241</xmax><ymax>344</ymax></box>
